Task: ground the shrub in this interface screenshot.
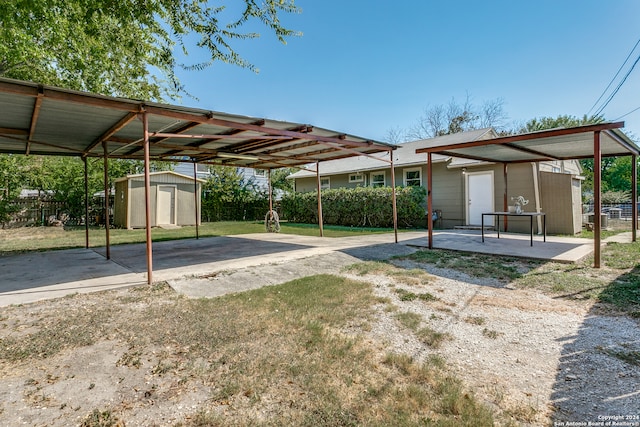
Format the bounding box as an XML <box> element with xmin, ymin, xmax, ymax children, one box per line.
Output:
<box><xmin>281</xmin><ymin>186</ymin><xmax>426</xmax><ymax>228</ymax></box>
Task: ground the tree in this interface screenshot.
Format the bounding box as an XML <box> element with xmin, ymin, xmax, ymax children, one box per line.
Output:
<box><xmin>517</xmin><ymin>114</ymin><xmax>639</xmax><ymax>198</ymax></box>
<box><xmin>270</xmin><ymin>168</ymin><xmax>295</xmax><ymax>193</ymax></box>
<box><xmin>516</xmin><ymin>114</ymin><xmax>603</xmax><ymax>133</ymax></box>
<box><xmin>383</xmin><ymin>126</ymin><xmax>405</xmax><ymax>145</ymax></box>
<box><xmin>0</xmin><ymin>154</ymin><xmax>30</xmax><ymax>224</ymax></box>
<box><xmin>1</xmin><ymin>1</ymin><xmax>300</xmax><ymax>224</ymax></box>
<box><xmin>203</xmin><ymin>165</ymin><xmax>265</xmax><ymax>203</ymax></box>
<box><xmin>406</xmin><ymin>96</ymin><xmax>508</xmax><ymax>140</ymax></box>
<box><xmin>201</xmin><ymin>165</ymin><xmax>268</xmax><ymax>221</ymax></box>
<box><xmin>0</xmin><ymin>0</ymin><xmax>300</xmax><ymax>100</ymax></box>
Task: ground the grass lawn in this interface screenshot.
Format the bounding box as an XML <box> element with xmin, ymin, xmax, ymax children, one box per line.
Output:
<box><xmin>0</xmin><ymin>221</ymin><xmax>397</xmax><ymax>255</ymax></box>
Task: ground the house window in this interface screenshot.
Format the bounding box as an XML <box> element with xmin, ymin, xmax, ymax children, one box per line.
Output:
<box><xmin>551</xmin><ymin>166</ymin><xmax>561</xmax><ymax>173</ymax></box>
<box><xmin>254</xmin><ymin>169</ymin><xmax>266</xmax><ymax>177</ymax></box>
<box><xmin>320</xmin><ymin>177</ymin><xmax>330</xmax><ymax>190</ymax></box>
<box><xmin>349</xmin><ymin>173</ymin><xmax>364</xmax><ymax>183</ymax></box>
<box><xmin>404</xmin><ymin>168</ymin><xmax>422</xmax><ymax>186</ymax></box>
<box><xmin>370</xmin><ymin>172</ymin><xmax>385</xmax><ymax>188</ymax></box>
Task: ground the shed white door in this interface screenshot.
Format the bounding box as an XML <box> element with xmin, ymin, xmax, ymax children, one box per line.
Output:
<box><xmin>466</xmin><ymin>172</ymin><xmax>494</xmax><ymax>225</ymax></box>
<box><xmin>157</xmin><ymin>185</ymin><xmax>176</xmax><ymax>225</ymax></box>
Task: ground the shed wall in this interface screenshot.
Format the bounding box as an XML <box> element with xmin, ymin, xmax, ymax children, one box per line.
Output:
<box><xmin>113</xmin><ymin>180</ymin><xmax>129</xmax><ymax>228</ymax></box>
<box><xmin>539</xmin><ymin>171</ymin><xmax>582</xmax><ymax>234</ymax></box>
<box><xmin>118</xmin><ymin>179</ymin><xmax>201</xmax><ymax>228</ymax></box>
<box><xmin>501</xmin><ymin>163</ymin><xmax>540</xmax><ymax>234</ymax></box>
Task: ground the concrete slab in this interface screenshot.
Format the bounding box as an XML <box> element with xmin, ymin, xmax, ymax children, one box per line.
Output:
<box><xmin>166</xmin><ymin>236</ymin><xmax>420</xmax><ymax>299</ymax></box>
<box><xmin>407</xmin><ymin>229</ymin><xmax>595</xmax><ymax>263</ymax></box>
<box><xmin>1</xmin><ymin>229</ymin><xmax>598</xmax><ymax>306</ymax></box>
<box><xmin>0</xmin><ymin>249</ymin><xmax>147</xmax><ymax>306</ymax></box>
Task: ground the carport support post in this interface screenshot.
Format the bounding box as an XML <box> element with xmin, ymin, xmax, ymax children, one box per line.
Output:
<box><xmin>390</xmin><ymin>150</ymin><xmax>398</xmax><ymax>243</ymax></box>
<box><xmin>427</xmin><ymin>152</ymin><xmax>433</xmax><ymax>249</ymax></box>
<box><xmin>594</xmin><ymin>131</ymin><xmax>601</xmax><ymax>268</ymax></box>
<box><xmin>268</xmin><ymin>169</ymin><xmax>273</xmax><ymax>214</ymax></box>
<box><xmin>503</xmin><ymin>163</ymin><xmax>508</xmax><ymax>232</ymax></box>
<box><xmin>193</xmin><ymin>161</ymin><xmax>199</xmax><ymax>240</ymax></box>
<box><xmin>142</xmin><ymin>112</ymin><xmax>153</xmax><ymax>284</ymax></box>
<box><xmin>633</xmin><ymin>154</ymin><xmax>637</xmax><ymax>242</ymax></box>
<box><xmin>102</xmin><ymin>141</ymin><xmax>110</xmax><ymax>259</ymax></box>
<box><xmin>316</xmin><ymin>161</ymin><xmax>324</xmax><ymax>237</ymax></box>
<box><xmin>83</xmin><ymin>157</ymin><xmax>89</xmax><ymax>249</ymax></box>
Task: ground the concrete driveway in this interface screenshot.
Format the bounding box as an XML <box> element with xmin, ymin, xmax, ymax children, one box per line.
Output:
<box><xmin>0</xmin><ymin>230</ymin><xmax>599</xmax><ymax>306</ymax></box>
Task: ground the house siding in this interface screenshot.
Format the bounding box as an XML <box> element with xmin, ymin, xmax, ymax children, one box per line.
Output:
<box><xmin>293</xmin><ymin>161</ymin><xmax>579</xmax><ymax>234</ymax></box>
<box><xmin>290</xmin><ymin>128</ymin><xmax>583</xmax><ymax>235</ymax></box>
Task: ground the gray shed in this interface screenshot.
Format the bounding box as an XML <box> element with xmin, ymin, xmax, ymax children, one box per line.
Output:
<box><xmin>114</xmin><ymin>171</ymin><xmax>205</xmax><ymax>229</ymax></box>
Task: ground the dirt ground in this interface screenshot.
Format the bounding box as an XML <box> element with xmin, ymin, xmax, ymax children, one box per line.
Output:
<box><xmin>1</xmin><ymin>250</ymin><xmax>639</xmax><ymax>426</ymax></box>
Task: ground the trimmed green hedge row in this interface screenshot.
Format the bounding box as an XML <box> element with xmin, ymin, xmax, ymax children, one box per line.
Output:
<box><xmin>281</xmin><ymin>186</ymin><xmax>427</xmax><ymax>228</ymax></box>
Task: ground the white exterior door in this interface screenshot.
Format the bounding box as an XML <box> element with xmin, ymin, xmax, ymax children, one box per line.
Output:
<box><xmin>157</xmin><ymin>186</ymin><xmax>176</xmax><ymax>225</ymax></box>
<box><xmin>466</xmin><ymin>172</ymin><xmax>494</xmax><ymax>225</ymax></box>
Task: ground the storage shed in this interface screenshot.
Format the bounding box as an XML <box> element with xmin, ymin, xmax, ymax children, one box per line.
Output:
<box><xmin>114</xmin><ymin>171</ymin><xmax>205</xmax><ymax>229</ymax></box>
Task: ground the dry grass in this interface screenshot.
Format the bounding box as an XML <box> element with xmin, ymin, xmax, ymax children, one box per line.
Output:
<box><xmin>0</xmin><ymin>275</ymin><xmax>494</xmax><ymax>426</ymax></box>
<box><xmin>398</xmin><ymin>242</ymin><xmax>640</xmax><ymax>315</ymax></box>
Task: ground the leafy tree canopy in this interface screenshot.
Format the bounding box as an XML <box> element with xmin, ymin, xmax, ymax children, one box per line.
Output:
<box><xmin>0</xmin><ymin>0</ymin><xmax>300</xmax><ymax>100</ymax></box>
<box><xmin>516</xmin><ymin>114</ymin><xmax>603</xmax><ymax>133</ymax></box>
<box><xmin>519</xmin><ymin>114</ymin><xmax>638</xmax><ymax>198</ymax></box>
<box><xmin>0</xmin><ymin>1</ymin><xmax>300</xmax><ymax>223</ymax></box>
<box><xmin>270</xmin><ymin>167</ymin><xmax>295</xmax><ymax>193</ymax></box>
<box><xmin>203</xmin><ymin>165</ymin><xmax>265</xmax><ymax>204</ymax></box>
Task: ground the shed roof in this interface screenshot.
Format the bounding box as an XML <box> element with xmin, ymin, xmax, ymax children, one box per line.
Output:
<box><xmin>0</xmin><ymin>77</ymin><xmax>395</xmax><ymax>169</ymax></box>
<box><xmin>114</xmin><ymin>171</ymin><xmax>206</xmax><ymax>184</ymax></box>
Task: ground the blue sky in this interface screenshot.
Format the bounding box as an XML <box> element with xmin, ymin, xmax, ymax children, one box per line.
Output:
<box><xmin>175</xmin><ymin>1</ymin><xmax>640</xmax><ymax>143</ymax></box>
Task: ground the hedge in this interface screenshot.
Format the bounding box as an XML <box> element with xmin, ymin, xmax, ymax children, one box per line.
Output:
<box><xmin>281</xmin><ymin>186</ymin><xmax>426</xmax><ymax>228</ymax></box>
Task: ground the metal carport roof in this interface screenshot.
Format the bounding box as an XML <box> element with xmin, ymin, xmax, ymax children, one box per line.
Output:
<box><xmin>415</xmin><ymin>122</ymin><xmax>640</xmax><ymax>268</ymax></box>
<box><xmin>0</xmin><ymin>76</ymin><xmax>398</xmax><ymax>284</ymax></box>
<box><xmin>416</xmin><ymin>122</ymin><xmax>639</xmax><ymax>163</ymax></box>
<box><xmin>0</xmin><ymin>77</ymin><xmax>395</xmax><ymax>168</ymax></box>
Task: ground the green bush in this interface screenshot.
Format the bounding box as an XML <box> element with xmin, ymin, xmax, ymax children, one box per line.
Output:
<box><xmin>281</xmin><ymin>186</ymin><xmax>426</xmax><ymax>228</ymax></box>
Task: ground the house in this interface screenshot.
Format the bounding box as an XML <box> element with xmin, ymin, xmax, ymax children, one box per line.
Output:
<box><xmin>173</xmin><ymin>163</ymin><xmax>270</xmax><ymax>192</ymax></box>
<box><xmin>113</xmin><ymin>171</ymin><xmax>205</xmax><ymax>229</ymax></box>
<box><xmin>289</xmin><ymin>128</ymin><xmax>584</xmax><ymax>235</ymax></box>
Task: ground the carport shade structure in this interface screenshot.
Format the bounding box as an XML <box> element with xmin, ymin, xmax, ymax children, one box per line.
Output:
<box><xmin>416</xmin><ymin>122</ymin><xmax>640</xmax><ymax>268</ymax></box>
<box><xmin>0</xmin><ymin>77</ymin><xmax>397</xmax><ymax>284</ymax></box>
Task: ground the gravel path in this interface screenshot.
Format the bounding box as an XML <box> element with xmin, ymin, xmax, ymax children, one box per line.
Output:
<box><xmin>348</xmin><ymin>260</ymin><xmax>640</xmax><ymax>425</ymax></box>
